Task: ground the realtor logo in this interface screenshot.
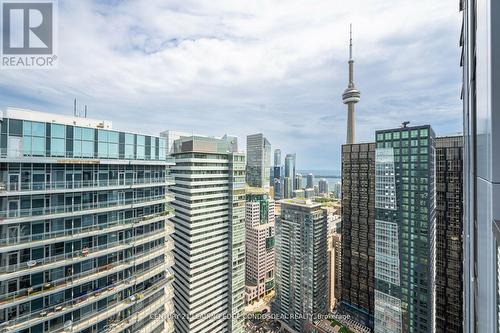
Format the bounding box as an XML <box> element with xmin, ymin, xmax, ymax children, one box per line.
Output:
<box><xmin>1</xmin><ymin>0</ymin><xmax>58</xmax><ymax>68</ymax></box>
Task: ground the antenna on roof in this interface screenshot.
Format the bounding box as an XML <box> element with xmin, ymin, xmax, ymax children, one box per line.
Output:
<box><xmin>84</xmin><ymin>105</ymin><xmax>87</xmax><ymax>118</ymax></box>
<box><xmin>402</xmin><ymin>121</ymin><xmax>410</xmax><ymax>128</ymax></box>
<box><xmin>349</xmin><ymin>23</ymin><xmax>353</xmax><ymax>60</ymax></box>
<box><xmin>74</xmin><ymin>99</ymin><xmax>77</xmax><ymax>116</ymax></box>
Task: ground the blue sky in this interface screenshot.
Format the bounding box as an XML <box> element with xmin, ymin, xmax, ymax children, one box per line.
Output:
<box><xmin>0</xmin><ymin>0</ymin><xmax>462</xmax><ymax>170</ymax></box>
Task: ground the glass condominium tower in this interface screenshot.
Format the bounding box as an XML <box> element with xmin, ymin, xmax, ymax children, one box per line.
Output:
<box><xmin>0</xmin><ymin>108</ymin><xmax>175</xmax><ymax>333</ymax></box>
<box><xmin>374</xmin><ymin>125</ymin><xmax>436</xmax><ymax>333</ymax></box>
<box><xmin>461</xmin><ymin>0</ymin><xmax>500</xmax><ymax>331</ymax></box>
<box><xmin>274</xmin><ymin>199</ymin><xmax>328</xmax><ymax>332</ymax></box>
<box><xmin>170</xmin><ymin>135</ymin><xmax>246</xmax><ymax>333</ymax></box>
<box><xmin>246</xmin><ymin>134</ymin><xmax>271</xmax><ymax>189</ymax></box>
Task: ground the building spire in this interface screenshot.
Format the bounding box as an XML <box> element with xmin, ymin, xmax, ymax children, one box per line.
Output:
<box><xmin>349</xmin><ymin>23</ymin><xmax>353</xmax><ymax>61</ymax></box>
<box><xmin>342</xmin><ymin>24</ymin><xmax>361</xmax><ymax>144</ymax></box>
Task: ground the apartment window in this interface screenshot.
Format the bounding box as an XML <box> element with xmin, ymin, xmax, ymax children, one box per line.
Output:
<box><xmin>22</xmin><ymin>121</ymin><xmax>45</xmax><ymax>156</ymax></box>
<box><xmin>125</xmin><ymin>133</ymin><xmax>134</xmax><ymax>159</ymax></box>
<box><xmin>50</xmin><ymin>124</ymin><xmax>65</xmax><ymax>157</ymax></box>
<box><xmin>74</xmin><ymin>127</ymin><xmax>95</xmax><ymax>158</ymax></box>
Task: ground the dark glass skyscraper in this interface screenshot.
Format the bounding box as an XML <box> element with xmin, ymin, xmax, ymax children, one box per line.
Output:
<box><xmin>340</xmin><ymin>142</ymin><xmax>376</xmax><ymax>328</ymax></box>
<box><xmin>435</xmin><ymin>136</ymin><xmax>463</xmax><ymax>333</ymax></box>
<box><xmin>374</xmin><ymin>125</ymin><xmax>436</xmax><ymax>333</ymax></box>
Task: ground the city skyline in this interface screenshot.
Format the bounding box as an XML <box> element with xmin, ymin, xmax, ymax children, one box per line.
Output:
<box><xmin>0</xmin><ymin>0</ymin><xmax>461</xmax><ymax>170</ymax></box>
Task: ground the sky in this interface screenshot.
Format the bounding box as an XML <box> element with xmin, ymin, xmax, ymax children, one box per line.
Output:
<box><xmin>0</xmin><ymin>0</ymin><xmax>462</xmax><ymax>171</ymax></box>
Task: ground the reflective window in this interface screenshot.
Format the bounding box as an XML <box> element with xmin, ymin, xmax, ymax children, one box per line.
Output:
<box><xmin>98</xmin><ymin>142</ymin><xmax>108</xmax><ymax>158</ymax></box>
<box><xmin>109</xmin><ymin>131</ymin><xmax>119</xmax><ymax>143</ymax></box>
<box><xmin>51</xmin><ymin>138</ymin><xmax>65</xmax><ymax>157</ymax></box>
<box><xmin>125</xmin><ymin>134</ymin><xmax>134</xmax><ymax>145</ymax></box>
<box><xmin>82</xmin><ymin>128</ymin><xmax>94</xmax><ymax>141</ymax></box>
<box><xmin>51</xmin><ymin>124</ymin><xmax>65</xmax><ymax>138</ymax></box>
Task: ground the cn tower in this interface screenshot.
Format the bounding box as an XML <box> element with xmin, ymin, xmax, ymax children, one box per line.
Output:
<box><xmin>342</xmin><ymin>24</ymin><xmax>361</xmax><ymax>144</ymax></box>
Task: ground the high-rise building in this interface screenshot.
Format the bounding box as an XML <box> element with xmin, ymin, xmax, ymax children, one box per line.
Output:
<box><xmin>0</xmin><ymin>108</ymin><xmax>175</xmax><ymax>333</ymax></box>
<box><xmin>272</xmin><ymin>149</ymin><xmax>283</xmax><ymax>200</ymax></box>
<box><xmin>461</xmin><ymin>1</ymin><xmax>500</xmax><ymax>332</ymax></box>
<box><xmin>327</xmin><ymin>232</ymin><xmax>342</xmax><ymax>312</ymax></box>
<box><xmin>274</xmin><ymin>199</ymin><xmax>328</xmax><ymax>332</ymax></box>
<box><xmin>340</xmin><ymin>142</ymin><xmax>376</xmax><ymax>328</ymax></box>
<box><xmin>304</xmin><ymin>188</ymin><xmax>315</xmax><ymax>199</ymax></box>
<box><xmin>161</xmin><ymin>130</ymin><xmax>193</xmax><ymax>156</ymax></box>
<box><xmin>374</xmin><ymin>125</ymin><xmax>436</xmax><ymax>333</ymax></box>
<box><xmin>273</xmin><ymin>178</ymin><xmax>283</xmax><ymax>200</ymax></box>
<box><xmin>342</xmin><ymin>24</ymin><xmax>361</xmax><ymax>145</ymax></box>
<box><xmin>244</xmin><ymin>188</ymin><xmax>275</xmax><ymax>304</ymax></box>
<box><xmin>435</xmin><ymin>136</ymin><xmax>463</xmax><ymax>332</ymax></box>
<box><xmin>294</xmin><ymin>173</ymin><xmax>303</xmax><ymax>190</ymax></box>
<box><xmin>306</xmin><ymin>173</ymin><xmax>314</xmax><ymax>189</ymax></box>
<box><xmin>284</xmin><ymin>154</ymin><xmax>296</xmax><ymax>180</ymax></box>
<box><xmin>246</xmin><ymin>133</ymin><xmax>271</xmax><ymax>188</ymax></box>
<box><xmin>292</xmin><ymin>189</ymin><xmax>305</xmax><ymax>199</ymax></box>
<box><xmin>274</xmin><ymin>149</ymin><xmax>281</xmax><ymax>167</ymax></box>
<box><xmin>273</xmin><ymin>166</ymin><xmax>282</xmax><ymax>182</ymax></box>
<box><xmin>170</xmin><ymin>135</ymin><xmax>246</xmax><ymax>333</ymax></box>
<box><xmin>283</xmin><ymin>177</ymin><xmax>293</xmax><ymax>199</ymax></box>
<box><xmin>334</xmin><ymin>181</ymin><xmax>342</xmax><ymax>199</ymax></box>
<box><xmin>318</xmin><ymin>179</ymin><xmax>329</xmax><ymax>194</ymax></box>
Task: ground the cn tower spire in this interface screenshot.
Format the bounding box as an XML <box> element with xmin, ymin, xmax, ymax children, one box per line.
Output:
<box><xmin>349</xmin><ymin>23</ymin><xmax>353</xmax><ymax>61</ymax></box>
<box><xmin>342</xmin><ymin>24</ymin><xmax>361</xmax><ymax>144</ymax></box>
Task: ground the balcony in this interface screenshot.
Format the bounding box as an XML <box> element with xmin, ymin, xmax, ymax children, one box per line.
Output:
<box><xmin>0</xmin><ymin>229</ymin><xmax>166</xmax><ymax>274</ymax></box>
<box><xmin>0</xmin><ymin>176</ymin><xmax>175</xmax><ymax>195</ymax></box>
<box><xmin>0</xmin><ymin>194</ymin><xmax>168</xmax><ymax>222</ymax></box>
<box><xmin>0</xmin><ymin>209</ymin><xmax>174</xmax><ymax>248</ymax></box>
<box><xmin>0</xmin><ymin>263</ymin><xmax>168</xmax><ymax>332</ymax></box>
<box><xmin>0</xmin><ymin>246</ymin><xmax>166</xmax><ymax>306</ymax></box>
<box><xmin>68</xmin><ymin>280</ymin><xmax>168</xmax><ymax>333</ymax></box>
<box><xmin>0</xmin><ymin>149</ymin><xmax>175</xmax><ymax>165</ymax></box>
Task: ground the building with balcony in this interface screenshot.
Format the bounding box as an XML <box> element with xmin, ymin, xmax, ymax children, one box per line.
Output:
<box><xmin>0</xmin><ymin>108</ymin><xmax>175</xmax><ymax>333</ymax></box>
<box><xmin>244</xmin><ymin>188</ymin><xmax>275</xmax><ymax>304</ymax></box>
<box><xmin>170</xmin><ymin>135</ymin><xmax>246</xmax><ymax>333</ymax></box>
<box><xmin>274</xmin><ymin>199</ymin><xmax>328</xmax><ymax>332</ymax></box>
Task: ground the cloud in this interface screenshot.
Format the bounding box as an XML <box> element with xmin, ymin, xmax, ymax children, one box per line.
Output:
<box><xmin>0</xmin><ymin>0</ymin><xmax>462</xmax><ymax>170</ymax></box>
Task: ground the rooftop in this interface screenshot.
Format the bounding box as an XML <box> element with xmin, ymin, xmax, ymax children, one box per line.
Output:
<box><xmin>280</xmin><ymin>198</ymin><xmax>322</xmax><ymax>208</ymax></box>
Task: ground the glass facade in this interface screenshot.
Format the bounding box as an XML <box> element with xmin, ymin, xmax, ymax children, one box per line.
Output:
<box><xmin>274</xmin><ymin>200</ymin><xmax>328</xmax><ymax>332</ymax></box>
<box><xmin>0</xmin><ymin>115</ymin><xmax>175</xmax><ymax>333</ymax></box>
<box><xmin>340</xmin><ymin>142</ymin><xmax>376</xmax><ymax>329</ymax></box>
<box><xmin>2</xmin><ymin>118</ymin><xmax>167</xmax><ymax>161</ymax></box>
<box><xmin>374</xmin><ymin>125</ymin><xmax>436</xmax><ymax>333</ymax></box>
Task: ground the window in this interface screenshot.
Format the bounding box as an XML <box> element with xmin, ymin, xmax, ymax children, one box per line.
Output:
<box><xmin>74</xmin><ymin>127</ymin><xmax>95</xmax><ymax>158</ymax></box>
<box><xmin>51</xmin><ymin>138</ymin><xmax>65</xmax><ymax>157</ymax></box>
<box><xmin>22</xmin><ymin>121</ymin><xmax>45</xmax><ymax>156</ymax></box>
